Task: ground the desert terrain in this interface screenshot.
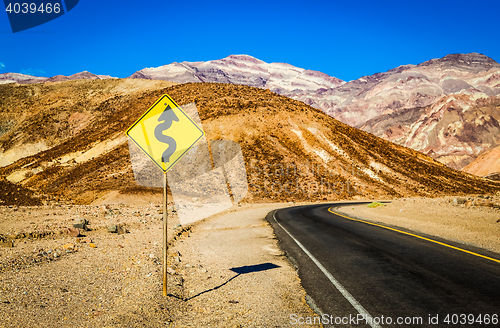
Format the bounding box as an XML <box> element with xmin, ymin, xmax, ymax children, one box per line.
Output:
<box><xmin>1</xmin><ymin>78</ymin><xmax>500</xmax><ymax>327</ymax></box>
<box><xmin>0</xmin><ymin>200</ymin><xmax>325</xmax><ymax>327</ymax></box>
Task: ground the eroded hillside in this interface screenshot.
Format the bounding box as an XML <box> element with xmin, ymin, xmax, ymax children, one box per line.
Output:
<box><xmin>0</xmin><ymin>79</ymin><xmax>499</xmax><ymax>205</ymax></box>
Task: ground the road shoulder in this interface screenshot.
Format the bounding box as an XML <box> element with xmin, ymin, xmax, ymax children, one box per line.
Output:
<box><xmin>166</xmin><ymin>203</ymin><xmax>322</xmax><ymax>327</ymax></box>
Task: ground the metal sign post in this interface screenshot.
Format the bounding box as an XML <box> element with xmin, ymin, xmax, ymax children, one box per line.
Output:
<box><xmin>126</xmin><ymin>94</ymin><xmax>205</xmax><ymax>297</ymax></box>
<box><xmin>163</xmin><ymin>172</ymin><xmax>168</xmax><ymax>297</ymax></box>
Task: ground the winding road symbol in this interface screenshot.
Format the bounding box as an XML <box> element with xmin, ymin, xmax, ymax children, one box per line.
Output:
<box><xmin>154</xmin><ymin>104</ymin><xmax>179</xmax><ymax>163</ymax></box>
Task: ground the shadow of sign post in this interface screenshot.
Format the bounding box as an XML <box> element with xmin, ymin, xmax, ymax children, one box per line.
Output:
<box><xmin>229</xmin><ymin>262</ymin><xmax>281</xmax><ymax>274</ymax></box>
<box><xmin>182</xmin><ymin>262</ymin><xmax>280</xmax><ymax>301</ymax></box>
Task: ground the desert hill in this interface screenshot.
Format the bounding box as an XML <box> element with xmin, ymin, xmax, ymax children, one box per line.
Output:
<box><xmin>0</xmin><ymin>79</ymin><xmax>499</xmax><ymax>205</ymax></box>
<box><xmin>462</xmin><ymin>145</ymin><xmax>500</xmax><ymax>181</ymax></box>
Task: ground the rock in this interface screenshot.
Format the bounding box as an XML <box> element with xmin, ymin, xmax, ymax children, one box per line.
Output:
<box><xmin>108</xmin><ymin>224</ymin><xmax>128</xmax><ymax>234</ymax></box>
<box><xmin>482</xmin><ymin>200</ymin><xmax>493</xmax><ymax>207</ymax></box>
<box><xmin>167</xmin><ymin>267</ymin><xmax>176</xmax><ymax>275</ymax></box>
<box><xmin>0</xmin><ymin>240</ymin><xmax>14</xmax><ymax>247</ymax></box>
<box><xmin>73</xmin><ymin>218</ymin><xmax>88</xmax><ymax>230</ymax></box>
<box><xmin>457</xmin><ymin>198</ymin><xmax>467</xmax><ymax>205</ymax></box>
<box><xmin>89</xmin><ymin>243</ymin><xmax>97</xmax><ymax>248</ymax></box>
<box><xmin>64</xmin><ymin>227</ymin><xmax>80</xmax><ymax>237</ymax></box>
<box><xmin>104</xmin><ymin>209</ymin><xmax>116</xmax><ymax>218</ymax></box>
<box><xmin>117</xmin><ymin>225</ymin><xmax>128</xmax><ymax>235</ymax></box>
<box><xmin>62</xmin><ymin>244</ymin><xmax>75</xmax><ymax>250</ymax></box>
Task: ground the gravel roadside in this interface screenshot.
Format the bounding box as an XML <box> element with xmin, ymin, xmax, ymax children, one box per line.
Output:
<box><xmin>166</xmin><ymin>203</ymin><xmax>321</xmax><ymax>327</ymax></box>
<box><xmin>0</xmin><ymin>202</ymin><xmax>321</xmax><ymax>327</ymax></box>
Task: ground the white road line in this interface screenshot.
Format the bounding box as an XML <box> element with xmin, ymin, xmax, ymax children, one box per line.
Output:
<box><xmin>273</xmin><ymin>211</ymin><xmax>382</xmax><ymax>328</ymax></box>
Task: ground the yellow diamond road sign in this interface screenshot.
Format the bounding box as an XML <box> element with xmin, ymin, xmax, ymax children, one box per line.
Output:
<box><xmin>126</xmin><ymin>94</ymin><xmax>205</xmax><ymax>172</ymax></box>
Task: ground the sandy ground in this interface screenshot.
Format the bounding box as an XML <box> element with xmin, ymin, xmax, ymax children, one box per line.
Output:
<box><xmin>336</xmin><ymin>195</ymin><xmax>500</xmax><ymax>254</ymax></box>
<box><xmin>2</xmin><ymin>195</ymin><xmax>499</xmax><ymax>327</ymax></box>
<box><xmin>167</xmin><ymin>203</ymin><xmax>320</xmax><ymax>327</ymax></box>
<box><xmin>0</xmin><ymin>202</ymin><xmax>176</xmax><ymax>328</ymax></box>
<box><xmin>0</xmin><ymin>201</ymin><xmax>320</xmax><ymax>328</ymax></box>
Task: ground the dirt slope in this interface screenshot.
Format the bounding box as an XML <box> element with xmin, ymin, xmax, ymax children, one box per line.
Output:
<box><xmin>462</xmin><ymin>144</ymin><xmax>500</xmax><ymax>180</ymax></box>
<box><xmin>0</xmin><ymin>79</ymin><xmax>499</xmax><ymax>205</ymax></box>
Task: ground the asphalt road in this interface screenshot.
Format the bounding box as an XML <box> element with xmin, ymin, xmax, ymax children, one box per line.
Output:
<box><xmin>268</xmin><ymin>203</ymin><xmax>500</xmax><ymax>327</ymax></box>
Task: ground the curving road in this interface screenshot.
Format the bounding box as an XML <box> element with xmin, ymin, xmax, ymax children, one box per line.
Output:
<box><xmin>268</xmin><ymin>203</ymin><xmax>500</xmax><ymax>327</ymax></box>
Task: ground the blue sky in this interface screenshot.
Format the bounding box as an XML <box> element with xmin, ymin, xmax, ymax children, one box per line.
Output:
<box><xmin>1</xmin><ymin>0</ymin><xmax>499</xmax><ymax>82</ymax></box>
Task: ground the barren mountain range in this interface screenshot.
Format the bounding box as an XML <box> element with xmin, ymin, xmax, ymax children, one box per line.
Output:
<box><xmin>130</xmin><ymin>54</ymin><xmax>344</xmax><ymax>94</ymax></box>
<box><xmin>0</xmin><ymin>71</ymin><xmax>115</xmax><ymax>85</ymax></box>
<box><xmin>130</xmin><ymin>53</ymin><xmax>500</xmax><ymax>173</ymax></box>
<box><xmin>0</xmin><ymin>79</ymin><xmax>499</xmax><ymax>206</ymax></box>
<box><xmin>1</xmin><ymin>53</ymin><xmax>499</xmax><ymax>176</ymax></box>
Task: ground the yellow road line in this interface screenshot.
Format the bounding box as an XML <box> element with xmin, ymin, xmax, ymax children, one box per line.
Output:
<box><xmin>328</xmin><ymin>208</ymin><xmax>500</xmax><ymax>264</ymax></box>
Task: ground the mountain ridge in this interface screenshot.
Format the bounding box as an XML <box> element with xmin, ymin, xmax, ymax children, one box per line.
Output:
<box><xmin>3</xmin><ymin>53</ymin><xmax>500</xmax><ymax>172</ymax></box>
<box><xmin>0</xmin><ymin>71</ymin><xmax>116</xmax><ymax>85</ymax></box>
